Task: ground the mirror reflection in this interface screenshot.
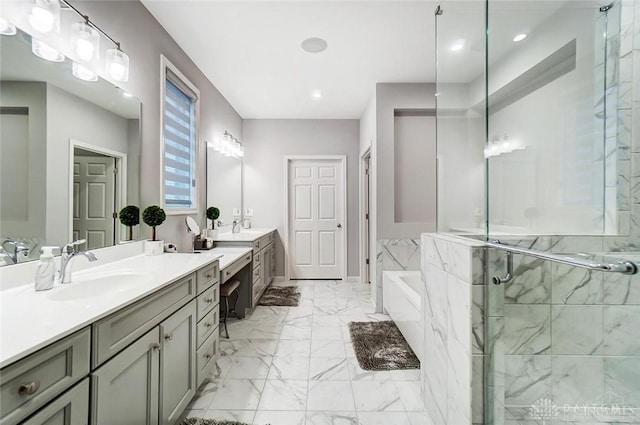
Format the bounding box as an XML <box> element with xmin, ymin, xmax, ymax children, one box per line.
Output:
<box><xmin>206</xmin><ymin>145</ymin><xmax>242</xmax><ymax>231</ymax></box>
<box><xmin>0</xmin><ymin>27</ymin><xmax>141</xmax><ymax>266</ymax></box>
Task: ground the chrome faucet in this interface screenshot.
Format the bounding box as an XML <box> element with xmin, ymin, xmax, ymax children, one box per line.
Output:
<box><xmin>232</xmin><ymin>220</ymin><xmax>242</xmax><ymax>233</ymax></box>
<box><xmin>1</xmin><ymin>238</ymin><xmax>30</xmax><ymax>264</ymax></box>
<box><xmin>58</xmin><ymin>239</ymin><xmax>97</xmax><ymax>284</ymax></box>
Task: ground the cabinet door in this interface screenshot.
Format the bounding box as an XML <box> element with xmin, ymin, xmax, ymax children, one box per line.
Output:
<box><xmin>91</xmin><ymin>328</ymin><xmax>160</xmax><ymax>425</ymax></box>
<box><xmin>159</xmin><ymin>300</ymin><xmax>197</xmax><ymax>425</ymax></box>
<box><xmin>21</xmin><ymin>378</ymin><xmax>89</xmax><ymax>425</ymax></box>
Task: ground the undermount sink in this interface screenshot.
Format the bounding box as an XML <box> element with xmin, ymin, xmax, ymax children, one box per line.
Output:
<box><xmin>47</xmin><ymin>270</ymin><xmax>154</xmax><ymax>301</ymax></box>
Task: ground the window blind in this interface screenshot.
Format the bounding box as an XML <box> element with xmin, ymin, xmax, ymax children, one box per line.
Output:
<box><xmin>163</xmin><ymin>78</ymin><xmax>196</xmax><ymax>208</ymax></box>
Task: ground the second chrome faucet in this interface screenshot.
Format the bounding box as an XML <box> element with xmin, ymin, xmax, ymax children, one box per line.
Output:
<box><xmin>59</xmin><ymin>239</ymin><xmax>97</xmax><ymax>284</ymax></box>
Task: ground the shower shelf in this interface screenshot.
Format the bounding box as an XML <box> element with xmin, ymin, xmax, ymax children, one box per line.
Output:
<box><xmin>486</xmin><ymin>240</ymin><xmax>638</xmax><ymax>275</ymax></box>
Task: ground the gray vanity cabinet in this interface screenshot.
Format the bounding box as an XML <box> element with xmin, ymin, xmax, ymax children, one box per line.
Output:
<box><xmin>90</xmin><ymin>327</ymin><xmax>160</xmax><ymax>425</ymax></box>
<box><xmin>159</xmin><ymin>300</ymin><xmax>197</xmax><ymax>425</ymax></box>
<box><xmin>90</xmin><ymin>299</ymin><xmax>197</xmax><ymax>425</ymax></box>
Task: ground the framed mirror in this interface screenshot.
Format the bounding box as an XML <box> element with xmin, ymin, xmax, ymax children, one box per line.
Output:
<box><xmin>0</xmin><ymin>27</ymin><xmax>141</xmax><ymax>266</ymax></box>
<box><xmin>206</xmin><ymin>144</ymin><xmax>242</xmax><ymax>232</ymax></box>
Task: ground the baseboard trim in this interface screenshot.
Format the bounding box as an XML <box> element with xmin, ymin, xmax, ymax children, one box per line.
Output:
<box><xmin>273</xmin><ymin>276</ymin><xmax>285</xmax><ymax>284</ymax></box>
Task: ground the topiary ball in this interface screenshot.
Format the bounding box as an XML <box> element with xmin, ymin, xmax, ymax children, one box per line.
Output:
<box><xmin>142</xmin><ymin>205</ymin><xmax>166</xmax><ymax>227</ymax></box>
<box><xmin>206</xmin><ymin>206</ymin><xmax>220</xmax><ymax>221</ymax></box>
<box><xmin>119</xmin><ymin>205</ymin><xmax>140</xmax><ymax>227</ymax></box>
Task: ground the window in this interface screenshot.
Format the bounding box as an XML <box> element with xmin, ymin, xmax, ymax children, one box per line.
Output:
<box><xmin>161</xmin><ymin>55</ymin><xmax>199</xmax><ymax>213</ymax></box>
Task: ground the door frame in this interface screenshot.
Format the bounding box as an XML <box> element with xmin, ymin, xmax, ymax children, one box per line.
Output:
<box><xmin>283</xmin><ymin>155</ymin><xmax>347</xmax><ymax>282</ymax></box>
<box><xmin>68</xmin><ymin>139</ymin><xmax>128</xmax><ymax>245</ymax></box>
<box><xmin>359</xmin><ymin>147</ymin><xmax>371</xmax><ymax>284</ymax></box>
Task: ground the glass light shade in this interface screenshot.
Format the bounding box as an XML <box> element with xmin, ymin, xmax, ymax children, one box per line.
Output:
<box><xmin>72</xmin><ymin>62</ymin><xmax>98</xmax><ymax>82</ymax></box>
<box><xmin>0</xmin><ymin>17</ymin><xmax>17</xmax><ymax>36</ymax></box>
<box><xmin>72</xmin><ymin>22</ymin><xmax>100</xmax><ymax>62</ymax></box>
<box><xmin>29</xmin><ymin>0</ymin><xmax>60</xmax><ymax>33</ymax></box>
<box><xmin>32</xmin><ymin>38</ymin><xmax>64</xmax><ymax>62</ymax></box>
<box><xmin>105</xmin><ymin>48</ymin><xmax>129</xmax><ymax>82</ymax></box>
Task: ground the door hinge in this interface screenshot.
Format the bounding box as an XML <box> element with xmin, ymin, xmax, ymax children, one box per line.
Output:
<box><xmin>366</xmin><ymin>258</ymin><xmax>370</xmax><ymax>265</ymax></box>
<box><xmin>112</xmin><ymin>212</ymin><xmax>118</xmax><ymax>219</ymax></box>
<box><xmin>113</xmin><ymin>168</ymin><xmax>118</xmax><ymax>174</ymax></box>
<box><xmin>365</xmin><ymin>213</ymin><xmax>369</xmax><ymax>220</ymax></box>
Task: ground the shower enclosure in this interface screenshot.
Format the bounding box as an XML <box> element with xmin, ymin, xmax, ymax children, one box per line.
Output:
<box><xmin>435</xmin><ymin>0</ymin><xmax>640</xmax><ymax>423</ymax></box>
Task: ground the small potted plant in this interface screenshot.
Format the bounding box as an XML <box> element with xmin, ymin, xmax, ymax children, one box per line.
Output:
<box><xmin>118</xmin><ymin>205</ymin><xmax>139</xmax><ymax>241</ymax></box>
<box><xmin>142</xmin><ymin>205</ymin><xmax>166</xmax><ymax>255</ymax></box>
<box><xmin>206</xmin><ymin>206</ymin><xmax>220</xmax><ymax>238</ymax></box>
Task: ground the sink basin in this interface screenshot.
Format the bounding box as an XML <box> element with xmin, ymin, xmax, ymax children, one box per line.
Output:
<box><xmin>48</xmin><ymin>270</ymin><xmax>154</xmax><ymax>301</ymax></box>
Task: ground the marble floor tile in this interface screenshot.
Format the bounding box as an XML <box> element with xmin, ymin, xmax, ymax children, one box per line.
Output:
<box><xmin>268</xmin><ymin>357</ymin><xmax>310</xmax><ymax>380</ymax></box>
<box><xmin>280</xmin><ymin>324</ymin><xmax>313</xmax><ymax>339</ymax></box>
<box><xmin>208</xmin><ymin>379</ymin><xmax>265</xmax><ymax>410</ymax></box>
<box><xmin>347</xmin><ymin>358</ymin><xmax>395</xmax><ymax>382</ymax></box>
<box><xmin>406</xmin><ymin>411</ymin><xmax>434</xmax><ymax>425</ymax></box>
<box><xmin>199</xmin><ymin>410</ymin><xmax>256</xmax><ymax>422</ymax></box>
<box><xmin>307</xmin><ymin>380</ymin><xmax>356</xmax><ymax>411</ymax></box>
<box><xmin>310</xmin><ymin>339</ymin><xmax>347</xmax><ymax>357</ymax></box>
<box><xmin>275</xmin><ymin>339</ymin><xmax>312</xmax><ymax>357</ymax></box>
<box><xmin>352</xmin><ymin>379</ymin><xmax>404</xmax><ymax>411</ymax></box>
<box><xmin>225</xmin><ymin>356</ymin><xmax>272</xmax><ymax>379</ymax></box>
<box><xmin>309</xmin><ymin>357</ymin><xmax>351</xmax><ymax>380</ymax></box>
<box><xmin>257</xmin><ymin>379</ymin><xmax>307</xmax><ymax>411</ymax></box>
<box><xmin>395</xmin><ymin>381</ymin><xmax>425</xmax><ymax>411</ymax></box>
<box><xmin>311</xmin><ymin>324</ymin><xmax>344</xmax><ymax>340</ymax></box>
<box><xmin>253</xmin><ymin>410</ymin><xmax>306</xmax><ymax>425</ymax></box>
<box><xmin>357</xmin><ymin>411</ymin><xmax>412</xmax><ymax>425</ymax></box>
<box><xmin>219</xmin><ymin>339</ymin><xmax>278</xmax><ymax>357</ymax></box>
<box><xmin>305</xmin><ymin>411</ymin><xmax>358</xmax><ymax>425</ymax></box>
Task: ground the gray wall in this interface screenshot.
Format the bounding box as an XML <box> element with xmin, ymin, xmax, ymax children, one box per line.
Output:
<box><xmin>78</xmin><ymin>1</ymin><xmax>243</xmax><ymax>250</ymax></box>
<box><xmin>242</xmin><ymin>119</ymin><xmax>360</xmax><ymax>278</ymax></box>
<box><xmin>45</xmin><ymin>84</ymin><xmax>130</xmax><ymax>246</ymax></box>
<box><xmin>376</xmin><ymin>83</ymin><xmax>437</xmax><ymax>239</ymax></box>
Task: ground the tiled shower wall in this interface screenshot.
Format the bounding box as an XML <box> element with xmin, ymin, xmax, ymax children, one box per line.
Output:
<box><xmin>421</xmin><ymin>233</ymin><xmax>485</xmax><ymax>425</ymax></box>
<box><xmin>375</xmin><ymin>239</ymin><xmax>421</xmax><ymax>312</ymax></box>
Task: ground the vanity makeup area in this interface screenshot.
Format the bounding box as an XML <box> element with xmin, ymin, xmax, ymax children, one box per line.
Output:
<box><xmin>0</xmin><ymin>21</ymin><xmax>275</xmax><ymax>425</ymax></box>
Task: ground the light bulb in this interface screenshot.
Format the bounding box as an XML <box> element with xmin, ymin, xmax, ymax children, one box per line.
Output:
<box><xmin>72</xmin><ymin>22</ymin><xmax>99</xmax><ymax>62</ymax></box>
<box><xmin>29</xmin><ymin>0</ymin><xmax>59</xmax><ymax>33</ymax></box>
<box><xmin>106</xmin><ymin>48</ymin><xmax>129</xmax><ymax>82</ymax></box>
<box><xmin>72</xmin><ymin>62</ymin><xmax>98</xmax><ymax>82</ymax></box>
<box><xmin>32</xmin><ymin>38</ymin><xmax>64</xmax><ymax>62</ymax></box>
<box><xmin>0</xmin><ymin>17</ymin><xmax>16</xmax><ymax>36</ymax></box>
<box><xmin>76</xmin><ymin>38</ymin><xmax>94</xmax><ymax>61</ymax></box>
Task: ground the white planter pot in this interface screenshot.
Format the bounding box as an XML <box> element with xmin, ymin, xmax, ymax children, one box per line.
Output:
<box><xmin>144</xmin><ymin>240</ymin><xmax>164</xmax><ymax>256</ymax></box>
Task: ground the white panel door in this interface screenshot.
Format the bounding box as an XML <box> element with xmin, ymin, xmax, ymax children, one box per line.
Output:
<box><xmin>288</xmin><ymin>158</ymin><xmax>344</xmax><ymax>279</ymax></box>
<box><xmin>73</xmin><ymin>156</ymin><xmax>115</xmax><ymax>249</ymax></box>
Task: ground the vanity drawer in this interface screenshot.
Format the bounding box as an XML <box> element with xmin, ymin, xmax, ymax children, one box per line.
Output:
<box><xmin>197</xmin><ymin>282</ymin><xmax>220</xmax><ymax>321</ymax></box>
<box><xmin>253</xmin><ymin>253</ymin><xmax>261</xmax><ymax>268</ymax></box>
<box><xmin>0</xmin><ymin>328</ymin><xmax>90</xmax><ymax>425</ymax></box>
<box><xmin>253</xmin><ymin>264</ymin><xmax>261</xmax><ymax>282</ymax></box>
<box><xmin>222</xmin><ymin>253</ymin><xmax>252</xmax><ymax>283</ymax></box>
<box><xmin>197</xmin><ymin>305</ymin><xmax>219</xmax><ymax>348</ymax></box>
<box><xmin>197</xmin><ymin>261</ymin><xmax>219</xmax><ymax>294</ymax></box>
<box><xmin>92</xmin><ymin>273</ymin><xmax>196</xmax><ymax>368</ymax></box>
<box><xmin>21</xmin><ymin>378</ymin><xmax>89</xmax><ymax>425</ymax></box>
<box><xmin>196</xmin><ymin>331</ymin><xmax>218</xmax><ymax>387</ymax></box>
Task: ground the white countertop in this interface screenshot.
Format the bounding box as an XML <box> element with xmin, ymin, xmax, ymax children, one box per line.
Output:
<box><xmin>0</xmin><ymin>247</ymin><xmax>251</xmax><ymax>369</ymax></box>
<box><xmin>214</xmin><ymin>228</ymin><xmax>276</xmax><ymax>242</ymax></box>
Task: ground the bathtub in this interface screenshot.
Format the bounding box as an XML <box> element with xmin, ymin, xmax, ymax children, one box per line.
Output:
<box><xmin>382</xmin><ymin>271</ymin><xmax>423</xmax><ymax>363</ymax></box>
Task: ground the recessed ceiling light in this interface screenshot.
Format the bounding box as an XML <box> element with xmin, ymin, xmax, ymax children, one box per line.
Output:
<box><xmin>310</xmin><ymin>89</ymin><xmax>323</xmax><ymax>100</ymax></box>
<box><xmin>301</xmin><ymin>37</ymin><xmax>328</xmax><ymax>53</ymax></box>
<box><xmin>450</xmin><ymin>40</ymin><xmax>465</xmax><ymax>52</ymax></box>
<box><xmin>513</xmin><ymin>33</ymin><xmax>527</xmax><ymax>42</ymax></box>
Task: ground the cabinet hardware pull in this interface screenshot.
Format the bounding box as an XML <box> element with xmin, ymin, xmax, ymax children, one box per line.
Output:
<box><xmin>18</xmin><ymin>381</ymin><xmax>40</xmax><ymax>396</ymax></box>
<box><xmin>205</xmin><ymin>353</ymin><xmax>212</xmax><ymax>360</ymax></box>
<box><xmin>205</xmin><ymin>322</ymin><xmax>212</xmax><ymax>328</ymax></box>
<box><xmin>164</xmin><ymin>333</ymin><xmax>173</xmax><ymax>341</ymax></box>
<box><xmin>206</xmin><ymin>274</ymin><xmax>212</xmax><ymax>278</ymax></box>
<box><xmin>205</xmin><ymin>297</ymin><xmax>214</xmax><ymax>303</ymax></box>
<box><xmin>151</xmin><ymin>343</ymin><xmax>161</xmax><ymax>350</ymax></box>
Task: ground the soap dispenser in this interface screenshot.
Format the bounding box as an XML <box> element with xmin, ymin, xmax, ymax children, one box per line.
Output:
<box><xmin>35</xmin><ymin>246</ymin><xmax>57</xmax><ymax>291</ymax></box>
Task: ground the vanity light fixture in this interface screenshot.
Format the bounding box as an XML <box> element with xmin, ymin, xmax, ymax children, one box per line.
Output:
<box><xmin>0</xmin><ymin>17</ymin><xmax>17</xmax><ymax>36</ymax></box>
<box><xmin>105</xmin><ymin>47</ymin><xmax>129</xmax><ymax>82</ymax></box>
<box><xmin>32</xmin><ymin>38</ymin><xmax>65</xmax><ymax>62</ymax></box>
<box><xmin>71</xmin><ymin>19</ymin><xmax>100</xmax><ymax>62</ymax></box>
<box><xmin>72</xmin><ymin>62</ymin><xmax>98</xmax><ymax>82</ymax></box>
<box><xmin>28</xmin><ymin>0</ymin><xmax>60</xmax><ymax>34</ymax></box>
<box><xmin>513</xmin><ymin>33</ymin><xmax>527</xmax><ymax>42</ymax></box>
<box><xmin>212</xmin><ymin>131</ymin><xmax>244</xmax><ymax>159</ymax></box>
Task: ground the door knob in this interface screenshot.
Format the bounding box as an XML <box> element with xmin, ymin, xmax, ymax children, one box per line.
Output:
<box><xmin>337</xmin><ymin>224</ymin><xmax>342</xmax><ymax>228</ymax></box>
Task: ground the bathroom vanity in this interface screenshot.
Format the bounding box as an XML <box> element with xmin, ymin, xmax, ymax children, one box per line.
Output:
<box><xmin>214</xmin><ymin>228</ymin><xmax>277</xmax><ymax>309</ymax></box>
<box><xmin>0</xmin><ymin>247</ymin><xmax>254</xmax><ymax>425</ymax></box>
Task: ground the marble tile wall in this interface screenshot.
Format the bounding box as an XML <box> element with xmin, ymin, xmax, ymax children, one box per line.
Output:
<box><xmin>421</xmin><ymin>233</ymin><xmax>485</xmax><ymax>425</ymax></box>
<box><xmin>375</xmin><ymin>239</ymin><xmax>422</xmax><ymax>313</ymax></box>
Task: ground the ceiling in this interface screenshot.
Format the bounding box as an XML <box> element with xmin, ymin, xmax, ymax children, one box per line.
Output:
<box><xmin>141</xmin><ymin>1</ymin><xmax>438</xmax><ymax>119</ymax></box>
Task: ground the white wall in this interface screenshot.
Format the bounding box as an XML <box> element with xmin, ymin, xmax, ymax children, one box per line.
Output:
<box><xmin>0</xmin><ymin>82</ymin><xmax>46</xmax><ymax>239</ymax></box>
<box><xmin>242</xmin><ymin>119</ymin><xmax>360</xmax><ymax>278</ymax></box>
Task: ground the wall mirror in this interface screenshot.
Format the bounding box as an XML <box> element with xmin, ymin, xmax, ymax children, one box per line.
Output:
<box><xmin>0</xmin><ymin>27</ymin><xmax>141</xmax><ymax>267</ymax></box>
<box><xmin>206</xmin><ymin>145</ymin><xmax>242</xmax><ymax>232</ymax></box>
